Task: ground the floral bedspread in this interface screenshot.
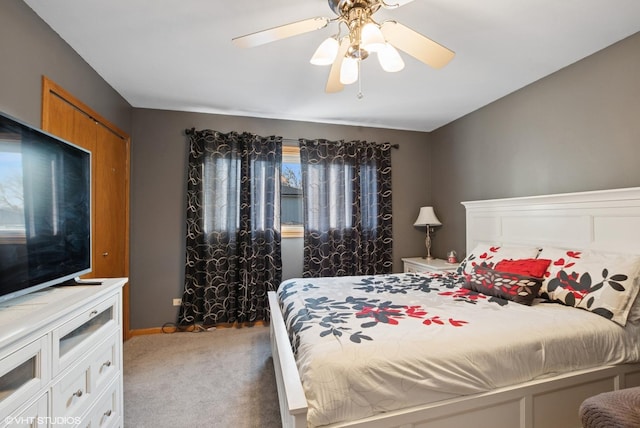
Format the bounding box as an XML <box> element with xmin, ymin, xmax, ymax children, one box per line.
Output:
<box><xmin>277</xmin><ymin>272</ymin><xmax>640</xmax><ymax>427</ymax></box>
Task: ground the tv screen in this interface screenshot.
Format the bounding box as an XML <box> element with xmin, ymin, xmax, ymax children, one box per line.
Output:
<box><xmin>0</xmin><ymin>112</ymin><xmax>91</xmax><ymax>303</ymax></box>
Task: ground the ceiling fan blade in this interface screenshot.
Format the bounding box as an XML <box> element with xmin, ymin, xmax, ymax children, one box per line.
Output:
<box><xmin>381</xmin><ymin>0</ymin><xmax>416</xmax><ymax>9</ymax></box>
<box><xmin>380</xmin><ymin>21</ymin><xmax>454</xmax><ymax>69</ymax></box>
<box><xmin>325</xmin><ymin>37</ymin><xmax>350</xmax><ymax>93</ymax></box>
<box><xmin>232</xmin><ymin>17</ymin><xmax>330</xmax><ymax>48</ymax></box>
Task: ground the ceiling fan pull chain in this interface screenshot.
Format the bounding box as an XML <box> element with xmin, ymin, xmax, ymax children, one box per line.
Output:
<box><xmin>357</xmin><ymin>59</ymin><xmax>364</xmax><ymax>99</ymax></box>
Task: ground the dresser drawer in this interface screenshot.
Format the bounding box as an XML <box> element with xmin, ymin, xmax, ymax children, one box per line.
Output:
<box><xmin>1</xmin><ymin>392</ymin><xmax>48</xmax><ymax>428</ymax></box>
<box><xmin>51</xmin><ymin>361</ymin><xmax>91</xmax><ymax>419</ymax></box>
<box><xmin>91</xmin><ymin>333</ymin><xmax>120</xmax><ymax>394</ymax></box>
<box><xmin>402</xmin><ymin>257</ymin><xmax>459</xmax><ymax>273</ymax></box>
<box><xmin>404</xmin><ymin>262</ymin><xmax>419</xmax><ymax>273</ymax></box>
<box><xmin>0</xmin><ymin>336</ymin><xmax>49</xmax><ymax>419</ymax></box>
<box><xmin>52</xmin><ymin>295</ymin><xmax>119</xmax><ymax>375</ymax></box>
<box><xmin>86</xmin><ymin>378</ymin><xmax>120</xmax><ymax>428</ymax></box>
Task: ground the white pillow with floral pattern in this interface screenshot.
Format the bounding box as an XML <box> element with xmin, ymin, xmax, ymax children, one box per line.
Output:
<box><xmin>538</xmin><ymin>247</ymin><xmax>640</xmax><ymax>326</ymax></box>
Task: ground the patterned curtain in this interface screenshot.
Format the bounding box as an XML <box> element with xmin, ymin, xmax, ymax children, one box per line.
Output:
<box><xmin>299</xmin><ymin>139</ymin><xmax>393</xmax><ymax>277</ymax></box>
<box><xmin>179</xmin><ymin>129</ymin><xmax>282</xmax><ymax>326</ymax></box>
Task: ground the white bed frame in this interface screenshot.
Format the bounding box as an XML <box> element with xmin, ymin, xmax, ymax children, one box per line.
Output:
<box><xmin>268</xmin><ymin>187</ymin><xmax>640</xmax><ymax>428</ymax></box>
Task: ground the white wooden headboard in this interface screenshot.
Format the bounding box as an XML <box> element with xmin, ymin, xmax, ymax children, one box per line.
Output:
<box><xmin>462</xmin><ymin>187</ymin><xmax>640</xmax><ymax>256</ymax></box>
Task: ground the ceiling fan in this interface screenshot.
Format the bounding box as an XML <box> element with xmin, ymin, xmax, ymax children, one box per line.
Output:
<box><xmin>232</xmin><ymin>0</ymin><xmax>455</xmax><ymax>94</ymax></box>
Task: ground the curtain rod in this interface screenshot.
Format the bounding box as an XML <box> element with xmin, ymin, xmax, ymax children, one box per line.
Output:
<box><xmin>284</xmin><ymin>138</ymin><xmax>399</xmax><ymax>149</ymax></box>
<box><xmin>184</xmin><ymin>130</ymin><xmax>398</xmax><ymax>149</ymax></box>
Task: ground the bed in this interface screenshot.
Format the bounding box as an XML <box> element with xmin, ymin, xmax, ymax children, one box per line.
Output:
<box><xmin>268</xmin><ymin>187</ymin><xmax>640</xmax><ymax>428</ymax></box>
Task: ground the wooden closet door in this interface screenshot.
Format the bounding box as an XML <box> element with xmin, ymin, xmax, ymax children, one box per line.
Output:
<box><xmin>94</xmin><ymin>124</ymin><xmax>127</xmax><ymax>277</ymax></box>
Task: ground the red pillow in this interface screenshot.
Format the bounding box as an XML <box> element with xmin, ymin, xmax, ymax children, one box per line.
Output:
<box><xmin>494</xmin><ymin>258</ymin><xmax>551</xmax><ymax>278</ymax></box>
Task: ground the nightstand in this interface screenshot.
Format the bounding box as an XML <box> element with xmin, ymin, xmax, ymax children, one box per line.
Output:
<box><xmin>402</xmin><ymin>257</ymin><xmax>459</xmax><ymax>273</ymax></box>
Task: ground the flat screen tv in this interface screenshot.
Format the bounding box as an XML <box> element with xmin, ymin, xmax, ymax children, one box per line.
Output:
<box><xmin>0</xmin><ymin>111</ymin><xmax>91</xmax><ymax>304</ymax></box>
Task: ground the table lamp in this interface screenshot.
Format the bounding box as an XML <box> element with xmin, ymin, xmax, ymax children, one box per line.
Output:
<box><xmin>413</xmin><ymin>206</ymin><xmax>442</xmax><ymax>260</ymax></box>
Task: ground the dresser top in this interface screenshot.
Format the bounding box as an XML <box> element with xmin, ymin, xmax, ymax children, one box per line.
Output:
<box><xmin>0</xmin><ymin>278</ymin><xmax>127</xmax><ymax>350</ymax></box>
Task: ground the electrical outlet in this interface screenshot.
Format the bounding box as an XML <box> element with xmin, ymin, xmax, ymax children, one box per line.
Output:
<box><xmin>172</xmin><ymin>298</ymin><xmax>182</xmax><ymax>306</ymax></box>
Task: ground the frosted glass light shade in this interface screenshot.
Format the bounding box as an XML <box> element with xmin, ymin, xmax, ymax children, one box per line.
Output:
<box><xmin>413</xmin><ymin>206</ymin><xmax>442</xmax><ymax>226</ymax></box>
<box><xmin>378</xmin><ymin>43</ymin><xmax>405</xmax><ymax>72</ymax></box>
<box><xmin>361</xmin><ymin>22</ymin><xmax>385</xmax><ymax>53</ymax></box>
<box><xmin>340</xmin><ymin>57</ymin><xmax>359</xmax><ymax>85</ymax></box>
<box><xmin>310</xmin><ymin>37</ymin><xmax>339</xmax><ymax>66</ymax></box>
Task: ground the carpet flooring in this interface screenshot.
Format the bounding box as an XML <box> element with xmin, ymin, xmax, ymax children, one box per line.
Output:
<box><xmin>123</xmin><ymin>326</ymin><xmax>282</xmax><ymax>428</ymax></box>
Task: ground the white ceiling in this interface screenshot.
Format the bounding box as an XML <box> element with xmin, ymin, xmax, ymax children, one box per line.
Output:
<box><xmin>23</xmin><ymin>0</ymin><xmax>640</xmax><ymax>132</ymax></box>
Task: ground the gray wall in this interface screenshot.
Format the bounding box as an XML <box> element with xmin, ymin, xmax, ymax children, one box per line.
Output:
<box><xmin>429</xmin><ymin>31</ymin><xmax>640</xmax><ymax>260</ymax></box>
<box><xmin>0</xmin><ymin>0</ymin><xmax>432</xmax><ymax>330</ymax></box>
<box><xmin>6</xmin><ymin>0</ymin><xmax>639</xmax><ymax>330</ymax></box>
<box><xmin>0</xmin><ymin>0</ymin><xmax>132</xmax><ymax>133</ymax></box>
<box><xmin>130</xmin><ymin>109</ymin><xmax>431</xmax><ymax>329</ymax></box>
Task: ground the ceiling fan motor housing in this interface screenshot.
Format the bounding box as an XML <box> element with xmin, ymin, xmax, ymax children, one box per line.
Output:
<box><xmin>330</xmin><ymin>0</ymin><xmax>382</xmax><ymax>60</ymax></box>
<box><xmin>329</xmin><ymin>0</ymin><xmax>382</xmax><ymax>16</ymax></box>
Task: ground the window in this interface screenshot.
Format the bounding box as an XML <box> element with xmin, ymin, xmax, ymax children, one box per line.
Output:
<box><xmin>281</xmin><ymin>145</ymin><xmax>303</xmax><ymax>238</ymax></box>
<box><xmin>202</xmin><ymin>156</ymin><xmax>239</xmax><ymax>234</ymax></box>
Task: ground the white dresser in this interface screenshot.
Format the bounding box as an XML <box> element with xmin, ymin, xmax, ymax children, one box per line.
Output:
<box><xmin>402</xmin><ymin>257</ymin><xmax>459</xmax><ymax>273</ymax></box>
<box><xmin>0</xmin><ymin>278</ymin><xmax>126</xmax><ymax>427</ymax></box>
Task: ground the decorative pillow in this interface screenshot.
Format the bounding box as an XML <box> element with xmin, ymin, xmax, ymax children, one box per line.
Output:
<box><xmin>537</xmin><ymin>247</ymin><xmax>640</xmax><ymax>325</ymax></box>
<box><xmin>494</xmin><ymin>258</ymin><xmax>551</xmax><ymax>278</ymax></box>
<box><xmin>457</xmin><ymin>244</ymin><xmax>541</xmax><ymax>275</ymax></box>
<box><xmin>463</xmin><ymin>265</ymin><xmax>543</xmax><ymax>305</ymax></box>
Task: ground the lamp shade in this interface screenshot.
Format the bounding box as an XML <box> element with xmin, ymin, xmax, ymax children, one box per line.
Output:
<box><xmin>413</xmin><ymin>206</ymin><xmax>442</xmax><ymax>226</ymax></box>
<box><xmin>310</xmin><ymin>37</ymin><xmax>339</xmax><ymax>66</ymax></box>
<box><xmin>340</xmin><ymin>56</ymin><xmax>359</xmax><ymax>85</ymax></box>
<box><xmin>361</xmin><ymin>22</ymin><xmax>386</xmax><ymax>53</ymax></box>
<box><xmin>377</xmin><ymin>43</ymin><xmax>405</xmax><ymax>72</ymax></box>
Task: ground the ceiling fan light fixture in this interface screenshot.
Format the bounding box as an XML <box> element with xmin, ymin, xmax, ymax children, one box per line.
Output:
<box><xmin>340</xmin><ymin>56</ymin><xmax>359</xmax><ymax>85</ymax></box>
<box><xmin>360</xmin><ymin>22</ymin><xmax>385</xmax><ymax>53</ymax></box>
<box><xmin>378</xmin><ymin>43</ymin><xmax>405</xmax><ymax>72</ymax></box>
<box><xmin>233</xmin><ymin>0</ymin><xmax>454</xmax><ymax>93</ymax></box>
<box><xmin>310</xmin><ymin>37</ymin><xmax>340</xmax><ymax>65</ymax></box>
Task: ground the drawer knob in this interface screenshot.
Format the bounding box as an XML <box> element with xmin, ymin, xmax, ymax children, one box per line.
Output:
<box><xmin>73</xmin><ymin>389</ymin><xmax>83</xmax><ymax>398</ymax></box>
<box><xmin>102</xmin><ymin>252</ymin><xmax>109</xmax><ymax>257</ymax></box>
<box><xmin>104</xmin><ymin>410</ymin><xmax>112</xmax><ymax>417</ymax></box>
<box><xmin>90</xmin><ymin>310</ymin><xmax>98</xmax><ymax>316</ymax></box>
<box><xmin>103</xmin><ymin>360</ymin><xmax>112</xmax><ymax>368</ymax></box>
